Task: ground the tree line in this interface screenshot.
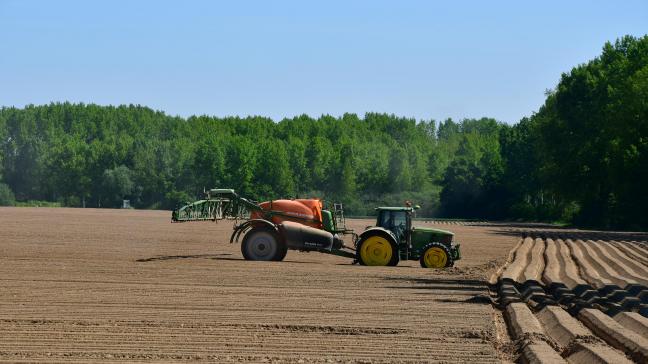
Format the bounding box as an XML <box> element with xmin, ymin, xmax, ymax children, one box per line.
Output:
<box><xmin>0</xmin><ymin>35</ymin><xmax>646</xmax><ymax>229</ymax></box>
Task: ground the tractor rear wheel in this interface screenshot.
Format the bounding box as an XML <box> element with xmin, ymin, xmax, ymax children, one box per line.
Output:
<box><xmin>420</xmin><ymin>242</ymin><xmax>453</xmax><ymax>268</ymax></box>
<box><xmin>241</xmin><ymin>229</ymin><xmax>287</xmax><ymax>261</ymax></box>
<box><xmin>356</xmin><ymin>234</ymin><xmax>399</xmax><ymax>266</ymax></box>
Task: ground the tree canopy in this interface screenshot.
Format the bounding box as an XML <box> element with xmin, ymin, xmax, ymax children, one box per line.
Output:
<box><xmin>1</xmin><ymin>35</ymin><xmax>646</xmax><ymax>229</ymax></box>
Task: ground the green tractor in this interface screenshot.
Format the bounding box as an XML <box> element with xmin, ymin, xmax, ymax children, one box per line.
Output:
<box><xmin>356</xmin><ymin>206</ymin><xmax>460</xmax><ymax>268</ymax></box>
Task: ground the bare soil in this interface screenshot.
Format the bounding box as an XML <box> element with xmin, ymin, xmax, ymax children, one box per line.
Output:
<box><xmin>0</xmin><ymin>207</ymin><xmax>520</xmax><ymax>363</ymax></box>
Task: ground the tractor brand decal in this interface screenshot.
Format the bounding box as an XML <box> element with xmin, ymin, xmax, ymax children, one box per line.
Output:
<box><xmin>283</xmin><ymin>211</ymin><xmax>315</xmax><ymax>219</ymax></box>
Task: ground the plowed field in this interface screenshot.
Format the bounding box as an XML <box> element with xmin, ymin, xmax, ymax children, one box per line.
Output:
<box><xmin>5</xmin><ymin>208</ymin><xmax>647</xmax><ymax>363</ymax></box>
<box><xmin>0</xmin><ymin>207</ymin><xmax>518</xmax><ymax>363</ymax></box>
<box><xmin>492</xmin><ymin>228</ymin><xmax>648</xmax><ymax>363</ymax></box>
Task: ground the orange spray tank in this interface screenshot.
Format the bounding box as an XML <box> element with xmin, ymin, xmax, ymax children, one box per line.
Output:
<box><xmin>250</xmin><ymin>199</ymin><xmax>324</xmax><ymax>229</ymax></box>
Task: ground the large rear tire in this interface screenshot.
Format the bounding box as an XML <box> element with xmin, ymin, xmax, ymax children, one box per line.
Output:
<box><xmin>419</xmin><ymin>242</ymin><xmax>454</xmax><ymax>268</ymax></box>
<box><xmin>241</xmin><ymin>229</ymin><xmax>286</xmax><ymax>261</ymax></box>
<box><xmin>356</xmin><ymin>234</ymin><xmax>399</xmax><ymax>266</ymax></box>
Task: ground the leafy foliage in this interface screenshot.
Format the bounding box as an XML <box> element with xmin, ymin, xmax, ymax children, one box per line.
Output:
<box><xmin>527</xmin><ymin>35</ymin><xmax>648</xmax><ymax>229</ymax></box>
<box><xmin>0</xmin><ymin>35</ymin><xmax>645</xmax><ymax>230</ymax></box>
<box><xmin>0</xmin><ymin>104</ymin><xmax>447</xmax><ymax>214</ymax></box>
<box><xmin>0</xmin><ymin>183</ymin><xmax>15</xmax><ymax>206</ymax></box>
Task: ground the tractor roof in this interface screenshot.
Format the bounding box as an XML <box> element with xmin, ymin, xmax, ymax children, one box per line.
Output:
<box><xmin>375</xmin><ymin>206</ymin><xmax>416</xmax><ymax>212</ymax></box>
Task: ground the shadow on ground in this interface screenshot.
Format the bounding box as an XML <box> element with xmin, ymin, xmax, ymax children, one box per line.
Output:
<box><xmin>381</xmin><ymin>276</ymin><xmax>492</xmax><ymax>304</ymax></box>
<box><xmin>135</xmin><ymin>253</ymin><xmax>320</xmax><ymax>264</ymax></box>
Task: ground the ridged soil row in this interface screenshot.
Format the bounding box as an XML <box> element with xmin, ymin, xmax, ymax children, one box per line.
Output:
<box><xmin>615</xmin><ymin>312</ymin><xmax>648</xmax><ymax>338</ymax></box>
<box><xmin>587</xmin><ymin>240</ymin><xmax>648</xmax><ymax>286</ymax></box>
<box><xmin>600</xmin><ymin>241</ymin><xmax>648</xmax><ymax>284</ymax></box>
<box><xmin>578</xmin><ymin>308</ymin><xmax>648</xmax><ymax>363</ymax></box>
<box><xmin>566</xmin><ymin>239</ymin><xmax>616</xmax><ymax>289</ymax></box>
<box><xmin>498</xmin><ymin>237</ymin><xmax>648</xmax><ymax>362</ymax></box>
<box><xmin>535</xmin><ymin>305</ymin><xmax>632</xmax><ymax>363</ymax></box>
<box><xmin>555</xmin><ymin>239</ymin><xmax>587</xmax><ymax>289</ymax></box>
<box><xmin>522</xmin><ymin>238</ymin><xmax>546</xmax><ymax>283</ymax></box>
<box><xmin>541</xmin><ymin>238</ymin><xmax>586</xmax><ymax>290</ymax></box>
<box><xmin>504</xmin><ymin>303</ymin><xmax>633</xmax><ymax>363</ymax></box>
<box><xmin>501</xmin><ymin>237</ymin><xmax>535</xmax><ymax>283</ymax></box>
<box><xmin>625</xmin><ymin>241</ymin><xmax>648</xmax><ymax>260</ymax></box>
<box><xmin>504</xmin><ymin>303</ymin><xmax>565</xmax><ymax>363</ymax></box>
<box><xmin>489</xmin><ymin>238</ymin><xmax>524</xmax><ymax>285</ymax></box>
<box><xmin>610</xmin><ymin>241</ymin><xmax>648</xmax><ymax>267</ymax></box>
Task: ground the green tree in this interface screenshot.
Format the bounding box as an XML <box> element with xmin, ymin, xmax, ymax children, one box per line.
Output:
<box><xmin>0</xmin><ymin>183</ymin><xmax>15</xmax><ymax>206</ymax></box>
<box><xmin>388</xmin><ymin>147</ymin><xmax>412</xmax><ymax>192</ymax></box>
<box><xmin>254</xmin><ymin>141</ymin><xmax>295</xmax><ymax>198</ymax></box>
<box><xmin>533</xmin><ymin>35</ymin><xmax>648</xmax><ymax>228</ymax></box>
<box><xmin>101</xmin><ymin>166</ymin><xmax>134</xmax><ymax>207</ymax></box>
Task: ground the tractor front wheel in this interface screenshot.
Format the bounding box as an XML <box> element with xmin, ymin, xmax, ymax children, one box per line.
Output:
<box><xmin>420</xmin><ymin>242</ymin><xmax>453</xmax><ymax>268</ymax></box>
<box><xmin>241</xmin><ymin>229</ymin><xmax>287</xmax><ymax>261</ymax></box>
<box><xmin>356</xmin><ymin>235</ymin><xmax>399</xmax><ymax>266</ymax></box>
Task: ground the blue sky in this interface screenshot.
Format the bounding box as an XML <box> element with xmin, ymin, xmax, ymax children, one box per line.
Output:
<box><xmin>1</xmin><ymin>1</ymin><xmax>646</xmax><ymax>124</ymax></box>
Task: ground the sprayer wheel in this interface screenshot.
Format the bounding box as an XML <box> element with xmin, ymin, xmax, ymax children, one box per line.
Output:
<box><xmin>273</xmin><ymin>240</ymin><xmax>288</xmax><ymax>261</ymax></box>
<box><xmin>241</xmin><ymin>229</ymin><xmax>285</xmax><ymax>261</ymax></box>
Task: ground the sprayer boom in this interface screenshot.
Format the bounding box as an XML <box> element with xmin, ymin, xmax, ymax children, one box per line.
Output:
<box><xmin>171</xmin><ymin>189</ymin><xmax>260</xmax><ymax>222</ymax></box>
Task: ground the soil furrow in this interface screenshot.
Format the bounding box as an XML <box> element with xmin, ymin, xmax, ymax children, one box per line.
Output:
<box><xmin>501</xmin><ymin>237</ymin><xmax>534</xmax><ymax>282</ymax></box>
<box><xmin>588</xmin><ymin>240</ymin><xmax>648</xmax><ymax>286</ymax></box>
<box><xmin>566</xmin><ymin>239</ymin><xmax>613</xmax><ymax>288</ymax></box>
<box><xmin>625</xmin><ymin>241</ymin><xmax>648</xmax><ymax>259</ymax></box>
<box><xmin>614</xmin><ymin>312</ymin><xmax>648</xmax><ymax>338</ymax></box>
<box><xmin>577</xmin><ymin>308</ymin><xmax>648</xmax><ymax>363</ymax></box>
<box><xmin>555</xmin><ymin>238</ymin><xmax>587</xmax><ymax>288</ymax></box>
<box><xmin>0</xmin><ymin>207</ymin><xmax>518</xmax><ymax>363</ymax></box>
<box><xmin>522</xmin><ymin>238</ymin><xmax>545</xmax><ymax>282</ymax></box>
<box><xmin>610</xmin><ymin>241</ymin><xmax>648</xmax><ymax>267</ymax></box>
<box><xmin>542</xmin><ymin>238</ymin><xmax>566</xmax><ymax>288</ymax></box>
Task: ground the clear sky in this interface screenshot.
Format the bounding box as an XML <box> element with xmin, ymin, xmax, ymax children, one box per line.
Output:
<box><xmin>1</xmin><ymin>1</ymin><xmax>646</xmax><ymax>124</ymax></box>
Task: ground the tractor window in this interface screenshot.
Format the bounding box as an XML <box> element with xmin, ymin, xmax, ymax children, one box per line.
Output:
<box><xmin>378</xmin><ymin>210</ymin><xmax>407</xmax><ymax>231</ymax></box>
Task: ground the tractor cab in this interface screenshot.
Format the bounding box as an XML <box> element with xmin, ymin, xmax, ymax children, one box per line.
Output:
<box><xmin>355</xmin><ymin>205</ymin><xmax>460</xmax><ymax>268</ymax></box>
<box><xmin>375</xmin><ymin>207</ymin><xmax>414</xmax><ymax>242</ymax></box>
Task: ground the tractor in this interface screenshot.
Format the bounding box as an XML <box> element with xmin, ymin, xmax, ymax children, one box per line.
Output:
<box><xmin>357</xmin><ymin>206</ymin><xmax>460</xmax><ymax>268</ymax></box>
<box><xmin>171</xmin><ymin>188</ymin><xmax>460</xmax><ymax>268</ymax></box>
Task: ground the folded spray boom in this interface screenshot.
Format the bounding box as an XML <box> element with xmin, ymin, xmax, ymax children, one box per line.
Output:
<box><xmin>171</xmin><ymin>189</ymin><xmax>260</xmax><ymax>222</ymax></box>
